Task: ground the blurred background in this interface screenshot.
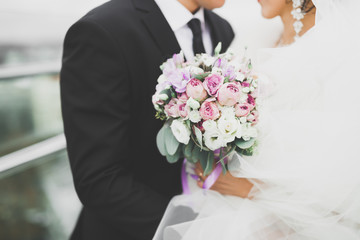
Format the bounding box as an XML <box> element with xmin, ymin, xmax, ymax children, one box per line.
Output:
<box><xmin>0</xmin><ymin>0</ymin><xmax>280</xmax><ymax>239</ymax></box>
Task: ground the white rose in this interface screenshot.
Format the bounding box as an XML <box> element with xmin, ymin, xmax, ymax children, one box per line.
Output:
<box><xmin>170</xmin><ymin>120</ymin><xmax>191</xmax><ymax>144</ymax></box>
<box><xmin>235</xmin><ymin>72</ymin><xmax>245</xmax><ymax>82</ymax></box>
<box><xmin>203</xmin><ymin>120</ymin><xmax>217</xmax><ymax>132</ymax></box>
<box><xmin>189</xmin><ymin>110</ymin><xmax>201</xmax><ymax>123</ymax></box>
<box><xmin>217</xmin><ymin>116</ymin><xmax>241</xmax><ymax>143</ymax></box>
<box><xmin>203</xmin><ymin>130</ymin><xmax>227</xmax><ymax>151</ymax></box>
<box><xmin>241</xmin><ymin>123</ymin><xmax>258</xmax><ymax>141</ymax></box>
<box><xmin>186</xmin><ymin>97</ymin><xmax>200</xmax><ymax>110</ymax></box>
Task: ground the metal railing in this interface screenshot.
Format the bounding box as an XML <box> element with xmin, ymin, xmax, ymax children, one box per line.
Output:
<box><xmin>0</xmin><ymin>62</ymin><xmax>66</xmax><ymax>175</ymax></box>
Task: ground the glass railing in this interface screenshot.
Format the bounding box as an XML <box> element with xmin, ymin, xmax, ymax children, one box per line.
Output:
<box><xmin>0</xmin><ymin>64</ymin><xmax>82</xmax><ymax>240</ymax></box>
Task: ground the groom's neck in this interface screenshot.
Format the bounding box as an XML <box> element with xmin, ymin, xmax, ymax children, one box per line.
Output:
<box><xmin>178</xmin><ymin>0</ymin><xmax>201</xmax><ymax>14</ymax></box>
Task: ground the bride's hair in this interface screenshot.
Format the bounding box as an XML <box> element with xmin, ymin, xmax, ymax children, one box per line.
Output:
<box><xmin>301</xmin><ymin>0</ymin><xmax>315</xmax><ymax>13</ymax></box>
<box><xmin>286</xmin><ymin>0</ymin><xmax>315</xmax><ymax>13</ymax></box>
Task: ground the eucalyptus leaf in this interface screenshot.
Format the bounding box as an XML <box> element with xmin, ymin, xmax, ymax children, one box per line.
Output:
<box><xmin>166</xmin><ymin>146</ymin><xmax>181</xmax><ymax>163</ymax></box>
<box><xmin>235</xmin><ymin>138</ymin><xmax>255</xmax><ymax>150</ymax></box>
<box><xmin>164</xmin><ymin>126</ymin><xmax>180</xmax><ymax>155</ymax></box>
<box><xmin>194</xmin><ymin>72</ymin><xmax>211</xmax><ymax>81</ymax></box>
<box><xmin>156</xmin><ymin>125</ymin><xmax>167</xmax><ymax>156</ymax></box>
<box><xmin>204</xmin><ymin>151</ymin><xmax>214</xmax><ymax>176</ymax></box>
<box><xmin>194</xmin><ymin>126</ymin><xmax>203</xmax><ymax>149</ymax></box>
<box><xmin>192</xmin><ymin>145</ymin><xmax>202</xmax><ymax>163</ymax></box>
<box><xmin>184</xmin><ymin>140</ymin><xmax>195</xmax><ymax>159</ymax></box>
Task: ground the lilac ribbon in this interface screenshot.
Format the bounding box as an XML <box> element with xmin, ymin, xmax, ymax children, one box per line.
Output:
<box><xmin>181</xmin><ymin>149</ymin><xmax>228</xmax><ymax>194</ymax></box>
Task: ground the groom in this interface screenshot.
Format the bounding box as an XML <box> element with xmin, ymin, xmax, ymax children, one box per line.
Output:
<box><xmin>60</xmin><ymin>0</ymin><xmax>234</xmax><ymax>239</ymax></box>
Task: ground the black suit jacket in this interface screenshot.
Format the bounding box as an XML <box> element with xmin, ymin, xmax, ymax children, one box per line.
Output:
<box><xmin>60</xmin><ymin>0</ymin><xmax>234</xmax><ymax>239</ymax></box>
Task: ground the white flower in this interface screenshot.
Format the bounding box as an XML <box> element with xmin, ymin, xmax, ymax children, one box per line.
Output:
<box><xmin>241</xmin><ymin>123</ymin><xmax>258</xmax><ymax>141</ymax></box>
<box><xmin>187</xmin><ymin>66</ymin><xmax>204</xmax><ymax>76</ymax></box>
<box><xmin>203</xmin><ymin>130</ymin><xmax>227</xmax><ymax>151</ymax></box>
<box><xmin>219</xmin><ymin>106</ymin><xmax>236</xmax><ymax>119</ymax></box>
<box><xmin>157</xmin><ymin>74</ymin><xmax>167</xmax><ymax>84</ymax></box>
<box><xmin>158</xmin><ymin>94</ymin><xmax>168</xmax><ymax>101</ymax></box>
<box><xmin>242</xmin><ymin>87</ymin><xmax>250</xmax><ymax>93</ymax></box>
<box><xmin>212</xmin><ymin>67</ymin><xmax>223</xmax><ymax>75</ymax></box>
<box><xmin>202</xmin><ymin>55</ymin><xmax>216</xmax><ymax>67</ymax></box>
<box><xmin>189</xmin><ymin>110</ymin><xmax>202</xmax><ymax>123</ymax></box>
<box><xmin>235</xmin><ymin>72</ymin><xmax>245</xmax><ymax>82</ymax></box>
<box><xmin>186</xmin><ymin>97</ymin><xmax>200</xmax><ymax>110</ymax></box>
<box><xmin>170</xmin><ymin>120</ymin><xmax>191</xmax><ymax>144</ymax></box>
<box><xmin>203</xmin><ymin>120</ymin><xmax>217</xmax><ymax>132</ymax></box>
<box><xmin>239</xmin><ymin>117</ymin><xmax>247</xmax><ymax>124</ymax></box>
<box><xmin>217</xmin><ymin>115</ymin><xmax>241</xmax><ymax>143</ymax></box>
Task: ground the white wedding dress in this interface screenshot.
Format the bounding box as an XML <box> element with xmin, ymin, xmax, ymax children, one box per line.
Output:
<box><xmin>153</xmin><ymin>0</ymin><xmax>360</xmax><ymax>239</ymax></box>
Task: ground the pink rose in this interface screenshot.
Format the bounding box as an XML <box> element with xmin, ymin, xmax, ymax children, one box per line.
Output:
<box><xmin>235</xmin><ymin>103</ymin><xmax>252</xmax><ymax>117</ymax></box>
<box><xmin>217</xmin><ymin>82</ymin><xmax>242</xmax><ymax>106</ymax></box>
<box><xmin>247</xmin><ymin>110</ymin><xmax>259</xmax><ymax>125</ymax></box>
<box><xmin>186</xmin><ymin>79</ymin><xmax>208</xmax><ymax>101</ymax></box>
<box><xmin>178</xmin><ymin>102</ymin><xmax>189</xmax><ymax>118</ymax></box>
<box><xmin>164</xmin><ymin>98</ymin><xmax>179</xmax><ymax>118</ymax></box>
<box><xmin>199</xmin><ymin>99</ymin><xmax>220</xmax><ymax>121</ymax></box>
<box><xmin>247</xmin><ymin>95</ymin><xmax>256</xmax><ymax>109</ymax></box>
<box><xmin>203</xmin><ymin>74</ymin><xmax>224</xmax><ymax>96</ymax></box>
<box><xmin>177</xmin><ymin>92</ymin><xmax>189</xmax><ymax>102</ymax></box>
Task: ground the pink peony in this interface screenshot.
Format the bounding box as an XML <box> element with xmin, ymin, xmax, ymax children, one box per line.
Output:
<box><xmin>199</xmin><ymin>99</ymin><xmax>220</xmax><ymax>121</ymax></box>
<box><xmin>177</xmin><ymin>92</ymin><xmax>189</xmax><ymax>103</ymax></box>
<box><xmin>164</xmin><ymin>98</ymin><xmax>179</xmax><ymax>118</ymax></box>
<box><xmin>247</xmin><ymin>95</ymin><xmax>256</xmax><ymax>108</ymax></box>
<box><xmin>235</xmin><ymin>103</ymin><xmax>252</xmax><ymax>117</ymax></box>
<box><xmin>203</xmin><ymin>74</ymin><xmax>224</xmax><ymax>96</ymax></box>
<box><xmin>186</xmin><ymin>79</ymin><xmax>208</xmax><ymax>101</ymax></box>
<box><xmin>247</xmin><ymin>110</ymin><xmax>259</xmax><ymax>124</ymax></box>
<box><xmin>178</xmin><ymin>102</ymin><xmax>189</xmax><ymax>118</ymax></box>
<box><xmin>217</xmin><ymin>82</ymin><xmax>242</xmax><ymax>106</ymax></box>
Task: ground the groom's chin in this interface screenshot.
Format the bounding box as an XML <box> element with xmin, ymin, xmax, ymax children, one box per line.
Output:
<box><xmin>198</xmin><ymin>0</ymin><xmax>226</xmax><ymax>10</ymax></box>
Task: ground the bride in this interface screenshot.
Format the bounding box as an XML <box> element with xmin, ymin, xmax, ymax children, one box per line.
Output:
<box><xmin>154</xmin><ymin>0</ymin><xmax>360</xmax><ymax>239</ymax></box>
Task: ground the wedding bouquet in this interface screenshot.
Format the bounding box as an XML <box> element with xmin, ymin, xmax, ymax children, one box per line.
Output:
<box><xmin>153</xmin><ymin>44</ymin><xmax>259</xmax><ymax>175</ymax></box>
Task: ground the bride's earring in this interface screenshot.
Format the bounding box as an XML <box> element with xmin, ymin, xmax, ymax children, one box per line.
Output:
<box><xmin>291</xmin><ymin>0</ymin><xmax>306</xmax><ymax>41</ymax></box>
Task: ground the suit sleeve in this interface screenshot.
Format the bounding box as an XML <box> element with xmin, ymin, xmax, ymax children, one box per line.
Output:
<box><xmin>60</xmin><ymin>19</ymin><xmax>169</xmax><ymax>239</ymax></box>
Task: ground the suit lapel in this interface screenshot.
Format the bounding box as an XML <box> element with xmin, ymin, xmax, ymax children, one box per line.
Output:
<box><xmin>204</xmin><ymin>9</ymin><xmax>232</xmax><ymax>54</ymax></box>
<box><xmin>133</xmin><ymin>0</ymin><xmax>181</xmax><ymax>59</ymax></box>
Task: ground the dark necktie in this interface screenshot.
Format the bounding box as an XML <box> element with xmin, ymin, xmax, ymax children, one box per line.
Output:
<box><xmin>187</xmin><ymin>18</ymin><xmax>206</xmax><ymax>55</ymax></box>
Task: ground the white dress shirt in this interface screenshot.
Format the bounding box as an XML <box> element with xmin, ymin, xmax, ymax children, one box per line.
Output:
<box><xmin>154</xmin><ymin>0</ymin><xmax>213</xmax><ymax>61</ymax></box>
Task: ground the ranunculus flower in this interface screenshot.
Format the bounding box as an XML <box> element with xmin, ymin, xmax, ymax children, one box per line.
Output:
<box><xmin>217</xmin><ymin>82</ymin><xmax>242</xmax><ymax>106</ymax></box>
<box><xmin>203</xmin><ymin>74</ymin><xmax>224</xmax><ymax>96</ymax></box>
<box><xmin>199</xmin><ymin>99</ymin><xmax>220</xmax><ymax>121</ymax></box>
<box><xmin>164</xmin><ymin>99</ymin><xmax>179</xmax><ymax>118</ymax></box>
<box><xmin>178</xmin><ymin>102</ymin><xmax>189</xmax><ymax>118</ymax></box>
<box><xmin>170</xmin><ymin>119</ymin><xmax>191</xmax><ymax>144</ymax></box>
<box><xmin>186</xmin><ymin>79</ymin><xmax>208</xmax><ymax>101</ymax></box>
<box><xmin>235</xmin><ymin>103</ymin><xmax>252</xmax><ymax>117</ymax></box>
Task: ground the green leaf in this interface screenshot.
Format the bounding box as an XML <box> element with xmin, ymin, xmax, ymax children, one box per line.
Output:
<box><xmin>194</xmin><ymin>72</ymin><xmax>211</xmax><ymax>81</ymax></box>
<box><xmin>214</xmin><ymin>42</ymin><xmax>222</xmax><ymax>56</ymax></box>
<box><xmin>192</xmin><ymin>145</ymin><xmax>202</xmax><ymax>163</ymax></box>
<box><xmin>194</xmin><ymin>126</ymin><xmax>203</xmax><ymax>149</ymax></box>
<box><xmin>235</xmin><ymin>138</ymin><xmax>255</xmax><ymax>150</ymax></box>
<box><xmin>164</xmin><ymin>126</ymin><xmax>180</xmax><ymax>155</ymax></box>
<box><xmin>204</xmin><ymin>151</ymin><xmax>214</xmax><ymax>176</ymax></box>
<box><xmin>184</xmin><ymin>140</ymin><xmax>195</xmax><ymax>159</ymax></box>
<box><xmin>166</xmin><ymin>146</ymin><xmax>181</xmax><ymax>163</ymax></box>
<box><xmin>156</xmin><ymin>125</ymin><xmax>167</xmax><ymax>156</ymax></box>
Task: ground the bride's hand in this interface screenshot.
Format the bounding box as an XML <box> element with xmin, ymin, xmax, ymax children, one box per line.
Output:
<box><xmin>195</xmin><ymin>162</ymin><xmax>254</xmax><ymax>198</ymax></box>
